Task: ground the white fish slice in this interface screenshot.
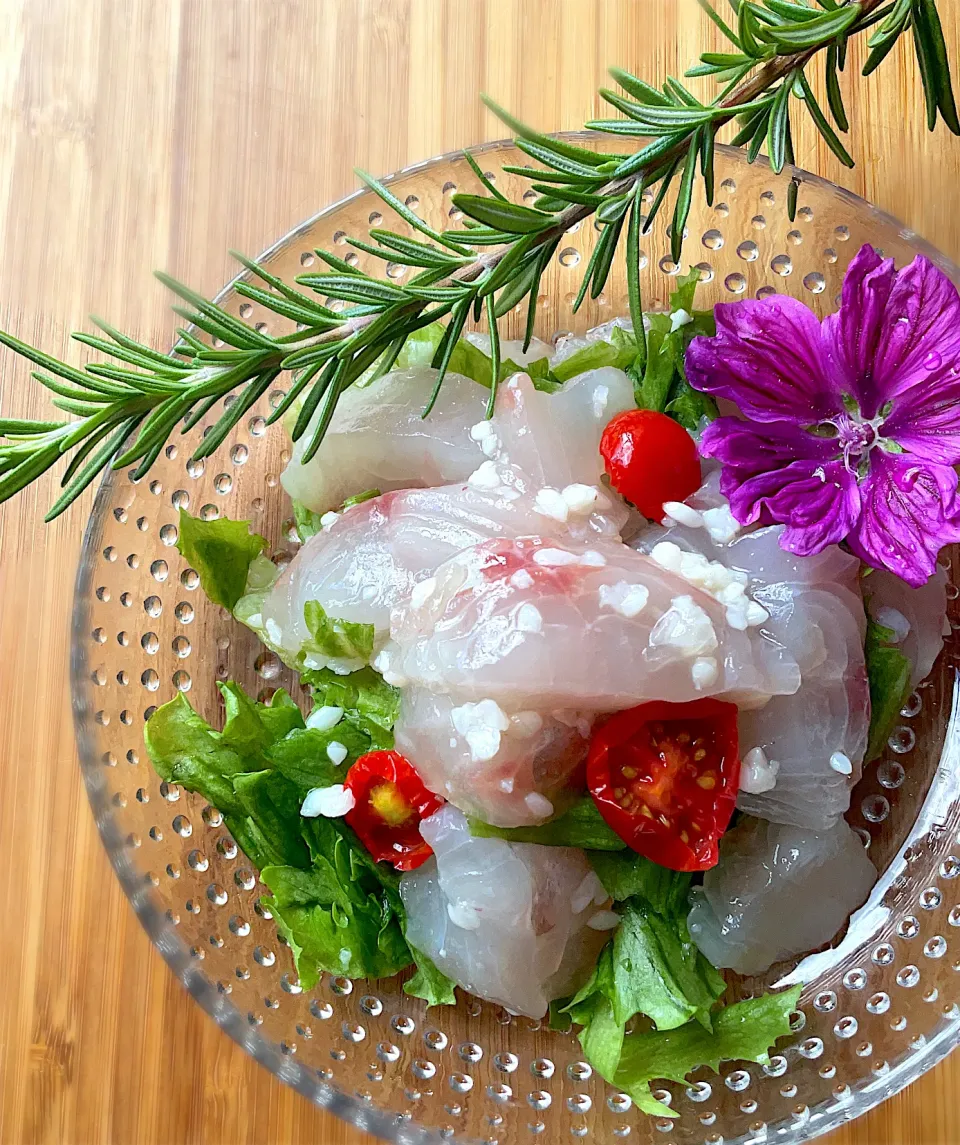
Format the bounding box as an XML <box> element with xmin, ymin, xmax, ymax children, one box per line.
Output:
<box><xmin>399</xmin><ymin>806</ymin><xmax>609</xmax><ymax>1017</ymax></box>
<box><xmin>687</xmin><ymin>815</ymin><xmax>876</xmax><ymax>975</ymax></box>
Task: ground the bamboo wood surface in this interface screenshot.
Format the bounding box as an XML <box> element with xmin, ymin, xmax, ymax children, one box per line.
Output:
<box><xmin>1</xmin><ymin>1</ymin><xmax>959</xmax><ymax>1142</ymax></box>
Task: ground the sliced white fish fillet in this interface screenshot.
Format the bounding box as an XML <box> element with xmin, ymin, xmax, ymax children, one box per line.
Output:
<box><xmin>281</xmin><ymin>362</ymin><xmax>635</xmax><ymax>512</ymax></box>
<box><xmin>394</xmin><ymin>689</ymin><xmax>590</xmax><ymax>827</ymax></box>
<box><xmin>491</xmin><ymin>370</ymin><xmax>635</xmax><ymax>492</ymax></box>
<box><xmin>281</xmin><ymin>367</ymin><xmax>487</xmax><ymax>512</ymax></box>
<box><xmin>865</xmin><ymin>566</ymin><xmax>948</xmax><ymax>688</ymax></box>
<box><xmin>256</xmin><ymin>479</ymin><xmax>625</xmax><ymax>670</ymax></box>
<box><xmin>686</xmin><ymin>816</ymin><xmax>876</xmax><ymax>975</ymax></box>
<box><xmin>399</xmin><ymin>806</ymin><xmax>609</xmax><ymax>1017</ymax></box>
<box><xmin>632</xmin><ymin>479</ymin><xmax>869</xmax><ymax>830</ymax></box>
<box><xmin>462</xmin><ymin>331</ymin><xmax>554</xmax><ymax>366</ymax></box>
<box><xmin>388</xmin><ymin>534</ymin><xmax>803</xmax><ymax>711</ymax></box>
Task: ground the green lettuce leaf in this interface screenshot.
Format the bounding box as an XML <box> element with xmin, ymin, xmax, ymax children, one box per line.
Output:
<box><xmin>468</xmin><ymin>796</ymin><xmax>626</xmax><ymax>850</ymax></box>
<box><xmin>404</xmin><ymin>947</ymin><xmax>458</xmax><ymax>1007</ymax></box>
<box><xmin>266</xmin><ymin>725</ymin><xmax>370</xmax><ymax>790</ymax></box>
<box><xmin>551</xmin><ymin>337</ymin><xmax>636</xmax><ymax>383</ymax></box>
<box><xmin>292</xmin><ymin>490</ymin><xmax>381</xmax><ymax>542</ymax></box>
<box><xmin>665</xmin><ymin>377</ymin><xmax>720</xmax><ymax>431</ymax></box>
<box><xmin>865</xmin><ymin>617</ymin><xmax>913</xmax><ymax>762</ymax></box>
<box><xmin>261</xmin><ymin>863</ymin><xmax>410</xmax><ymax>988</ymax></box>
<box><xmin>588</xmin><ymin>850</ymin><xmax>692</xmax><ymax>912</ymax></box>
<box><xmin>669</xmin><ymin>265</ymin><xmax>702</xmax><ymax>315</ymax></box>
<box><xmin>303</xmin><ymin>600</ymin><xmax>376</xmax><ymax>664</ymax></box>
<box><xmin>144</xmin><ymin>691</ymin><xmax>250</xmax><ymax>816</ymax></box>
<box><xmin>302</xmin><ymin>665</ymin><xmax>401</xmax><ymax>748</ymax></box>
<box><xmin>145</xmin><ymin>676</ymin><xmax>424</xmax><ymax>992</ymax></box>
<box><xmin>576</xmin><ymin>990</ymin><xmax>624</xmax><ymax>1082</ymax></box>
<box><xmin>565</xmin><ymin>899</ymin><xmax>724</xmax><ymax>1034</ymax></box>
<box><xmin>143</xmin><ymin>682</ymin><xmax>302</xmax><ymax>817</ymax></box>
<box><xmin>176</xmin><ymin>509</ymin><xmax>267</xmax><ymax>609</ymax></box>
<box><xmin>292</xmin><ymin>499</ymin><xmax>324</xmax><ymax>542</ymax></box>
<box><xmin>613</xmin><ymin>985</ymin><xmax>802</xmax><ymax>1116</ymax></box>
<box><xmin>394</xmin><ymin>322</ymin><xmax>445</xmax><ymax>369</ymax></box>
<box><xmin>634</xmin><ymin>326</ymin><xmax>677</xmax><ymax>413</ymax></box>
<box><xmin>232</xmin><ymin>770</ymin><xmax>311</xmax><ymax>869</ymax></box>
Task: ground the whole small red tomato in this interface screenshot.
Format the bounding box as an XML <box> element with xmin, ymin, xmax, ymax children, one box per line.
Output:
<box><xmin>344</xmin><ymin>750</ymin><xmax>445</xmax><ymax>871</ymax></box>
<box><xmin>587</xmin><ymin>699</ymin><xmax>740</xmax><ymax>872</ymax></box>
<box><xmin>600</xmin><ymin>409</ymin><xmax>701</xmax><ymax>520</ymax></box>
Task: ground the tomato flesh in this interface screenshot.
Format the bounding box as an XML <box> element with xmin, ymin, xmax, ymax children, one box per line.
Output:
<box><xmin>586</xmin><ymin>699</ymin><xmax>740</xmax><ymax>872</ymax></box>
<box><xmin>600</xmin><ymin>409</ymin><xmax>702</xmax><ymax>520</ymax></box>
<box><xmin>344</xmin><ymin>750</ymin><xmax>444</xmax><ymax>871</ymax></box>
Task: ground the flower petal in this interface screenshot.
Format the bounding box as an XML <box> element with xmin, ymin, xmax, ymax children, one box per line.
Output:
<box><xmin>880</xmin><ymin>372</ymin><xmax>960</xmax><ymax>463</ymax></box>
<box><xmin>699</xmin><ymin>416</ymin><xmax>838</xmax><ymax>475</ymax></box>
<box><xmin>847</xmin><ymin>451</ymin><xmax>960</xmax><ymax>587</ymax></box>
<box><xmin>821</xmin><ymin>244</ymin><xmax>896</xmax><ymax>416</ymax></box>
<box><xmin>823</xmin><ymin>248</ymin><xmax>960</xmax><ymax>419</ymax></box>
<box><xmin>726</xmin><ymin>459</ymin><xmax>860</xmax><ymax>554</ymax></box>
<box><xmin>686</xmin><ymin>296</ymin><xmax>841</xmax><ymax>424</ymax></box>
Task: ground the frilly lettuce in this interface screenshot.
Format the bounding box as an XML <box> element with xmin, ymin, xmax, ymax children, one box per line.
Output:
<box><xmin>145</xmin><ymin>677</ymin><xmax>452</xmax><ymax>1000</ymax></box>
<box><xmin>175</xmin><ymin>509</ymin><xmax>268</xmax><ymax>609</ymax></box>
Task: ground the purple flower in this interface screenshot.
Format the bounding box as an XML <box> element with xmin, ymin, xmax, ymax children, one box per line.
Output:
<box><xmin>686</xmin><ymin>244</ymin><xmax>960</xmax><ymax>586</ymax></box>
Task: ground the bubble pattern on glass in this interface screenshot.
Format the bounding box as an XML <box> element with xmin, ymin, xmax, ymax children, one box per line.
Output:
<box><xmin>73</xmin><ymin>139</ymin><xmax>960</xmax><ymax>1144</ymax></box>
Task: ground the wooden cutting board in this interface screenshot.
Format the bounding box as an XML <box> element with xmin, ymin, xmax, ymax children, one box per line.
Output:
<box><xmin>1</xmin><ymin>1</ymin><xmax>958</xmax><ymax>1142</ymax></box>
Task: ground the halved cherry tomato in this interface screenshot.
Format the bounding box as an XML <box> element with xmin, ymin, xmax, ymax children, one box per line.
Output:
<box><xmin>587</xmin><ymin>699</ymin><xmax>740</xmax><ymax>872</ymax></box>
<box><xmin>344</xmin><ymin>750</ymin><xmax>445</xmax><ymax>871</ymax></box>
<box><xmin>600</xmin><ymin>409</ymin><xmax>701</xmax><ymax>520</ymax></box>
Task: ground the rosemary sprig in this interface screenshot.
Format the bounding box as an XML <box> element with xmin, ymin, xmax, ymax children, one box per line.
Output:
<box><xmin>0</xmin><ymin>0</ymin><xmax>955</xmax><ymax>520</ymax></box>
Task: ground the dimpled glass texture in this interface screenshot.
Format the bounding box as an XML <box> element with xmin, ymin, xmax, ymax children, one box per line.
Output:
<box><xmin>73</xmin><ymin>137</ymin><xmax>960</xmax><ymax>1144</ymax></box>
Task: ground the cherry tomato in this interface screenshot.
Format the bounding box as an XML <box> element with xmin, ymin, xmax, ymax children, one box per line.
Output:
<box><xmin>344</xmin><ymin>750</ymin><xmax>445</xmax><ymax>871</ymax></box>
<box><xmin>586</xmin><ymin>699</ymin><xmax>740</xmax><ymax>872</ymax></box>
<box><xmin>600</xmin><ymin>409</ymin><xmax>701</xmax><ymax>520</ymax></box>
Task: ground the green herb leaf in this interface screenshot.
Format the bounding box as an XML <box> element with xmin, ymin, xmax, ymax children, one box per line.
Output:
<box><xmin>175</xmin><ymin>509</ymin><xmax>267</xmax><ymax>610</ymax></box>
<box><xmin>452</xmin><ymin>193</ymin><xmax>556</xmax><ymax>235</ymax></box>
<box><xmin>468</xmin><ymin>796</ymin><xmax>626</xmax><ymax>850</ymax></box>
<box><xmin>865</xmin><ymin>618</ymin><xmax>913</xmax><ymax>762</ymax></box>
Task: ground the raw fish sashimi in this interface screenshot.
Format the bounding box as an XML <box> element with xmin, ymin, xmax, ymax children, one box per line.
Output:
<box><xmin>394</xmin><ymin>689</ymin><xmax>591</xmax><ymax>827</ymax></box>
<box><xmin>386</xmin><ymin>534</ymin><xmax>804</xmax><ymax>711</ymax></box>
<box><xmin>686</xmin><ymin>816</ymin><xmax>876</xmax><ymax>975</ymax></box>
<box><xmin>281</xmin><ymin>361</ymin><xmax>635</xmax><ymax>512</ymax></box>
<box><xmin>489</xmin><ymin>369</ymin><xmax>636</xmax><ymax>492</ymax></box>
<box><xmin>632</xmin><ymin>479</ymin><xmax>869</xmax><ymax>830</ymax></box>
<box><xmin>462</xmin><ymin>331</ymin><xmax>554</xmax><ymax>365</ymax></box>
<box><xmin>252</xmin><ymin>479</ymin><xmax>625</xmax><ymax>671</ymax></box>
<box><xmin>865</xmin><ymin>566</ymin><xmax>948</xmax><ymax>687</ymax></box>
<box><xmin>399</xmin><ymin>806</ymin><xmax>610</xmax><ymax>1017</ymax></box>
<box><xmin>281</xmin><ymin>367</ymin><xmax>487</xmax><ymax>512</ymax></box>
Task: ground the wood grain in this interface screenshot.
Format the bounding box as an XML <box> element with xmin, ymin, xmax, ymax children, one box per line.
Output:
<box><xmin>0</xmin><ymin>2</ymin><xmax>958</xmax><ymax>1142</ymax></box>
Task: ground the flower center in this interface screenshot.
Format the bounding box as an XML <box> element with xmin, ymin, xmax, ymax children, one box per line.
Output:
<box><xmin>810</xmin><ymin>402</ymin><xmax>886</xmax><ymax>475</ymax></box>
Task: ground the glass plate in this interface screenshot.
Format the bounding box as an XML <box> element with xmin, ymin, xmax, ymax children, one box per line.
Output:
<box><xmin>72</xmin><ymin>136</ymin><xmax>960</xmax><ymax>1144</ymax></box>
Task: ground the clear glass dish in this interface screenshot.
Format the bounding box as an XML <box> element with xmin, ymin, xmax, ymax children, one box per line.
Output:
<box><xmin>72</xmin><ymin>136</ymin><xmax>960</xmax><ymax>1144</ymax></box>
